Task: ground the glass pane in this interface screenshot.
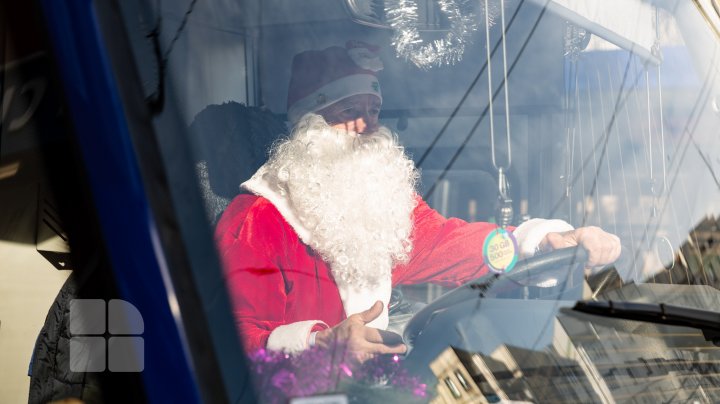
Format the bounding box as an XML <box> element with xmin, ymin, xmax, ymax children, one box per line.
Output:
<box><xmin>113</xmin><ymin>0</ymin><xmax>720</xmax><ymax>402</ymax></box>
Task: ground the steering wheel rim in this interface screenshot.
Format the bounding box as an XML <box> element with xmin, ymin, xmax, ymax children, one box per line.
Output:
<box><xmin>403</xmin><ymin>246</ymin><xmax>589</xmax><ymax>345</ymax></box>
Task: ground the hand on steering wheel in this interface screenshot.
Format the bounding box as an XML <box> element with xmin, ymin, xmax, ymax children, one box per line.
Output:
<box><xmin>541</xmin><ymin>226</ymin><xmax>621</xmax><ymax>269</ymax></box>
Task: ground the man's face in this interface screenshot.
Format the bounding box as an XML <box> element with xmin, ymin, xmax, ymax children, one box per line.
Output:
<box><xmin>316</xmin><ymin>94</ymin><xmax>381</xmax><ymax>135</ymax></box>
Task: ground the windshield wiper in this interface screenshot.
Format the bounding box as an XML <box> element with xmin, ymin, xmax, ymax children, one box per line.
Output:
<box><xmin>570</xmin><ymin>300</ymin><xmax>720</xmax><ymax>346</ymax></box>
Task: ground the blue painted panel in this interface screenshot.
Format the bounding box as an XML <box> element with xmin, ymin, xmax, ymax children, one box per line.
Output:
<box><xmin>36</xmin><ymin>0</ymin><xmax>200</xmax><ymax>402</ymax></box>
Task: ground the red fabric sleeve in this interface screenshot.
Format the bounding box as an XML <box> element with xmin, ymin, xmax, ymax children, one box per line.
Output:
<box><xmin>215</xmin><ymin>195</ymin><xmax>293</xmax><ymax>352</ymax></box>
<box><xmin>393</xmin><ymin>197</ymin><xmax>512</xmax><ymax>287</ymax></box>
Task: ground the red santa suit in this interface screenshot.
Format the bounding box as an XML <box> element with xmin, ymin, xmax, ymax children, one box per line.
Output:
<box><xmin>214</xmin><ymin>171</ymin><xmax>573</xmax><ymax>353</ymax></box>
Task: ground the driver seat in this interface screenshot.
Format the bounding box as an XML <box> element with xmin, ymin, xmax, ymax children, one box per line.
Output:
<box><xmin>188</xmin><ymin>101</ymin><xmax>288</xmax><ymax>224</ymax></box>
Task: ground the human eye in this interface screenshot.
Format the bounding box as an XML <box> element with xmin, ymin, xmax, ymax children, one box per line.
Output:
<box><xmin>338</xmin><ymin>108</ymin><xmax>358</xmax><ymax>120</ymax></box>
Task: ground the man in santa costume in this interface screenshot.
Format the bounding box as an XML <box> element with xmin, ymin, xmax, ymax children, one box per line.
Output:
<box><xmin>214</xmin><ymin>42</ymin><xmax>621</xmax><ymax>358</ymax></box>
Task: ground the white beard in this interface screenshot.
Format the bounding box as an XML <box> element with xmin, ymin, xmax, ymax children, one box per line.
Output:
<box><xmin>260</xmin><ymin>114</ymin><xmax>419</xmax><ymax>289</ymax></box>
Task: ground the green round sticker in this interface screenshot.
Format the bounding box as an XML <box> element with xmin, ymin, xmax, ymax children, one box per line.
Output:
<box><xmin>482</xmin><ymin>228</ymin><xmax>519</xmax><ymax>273</ymax></box>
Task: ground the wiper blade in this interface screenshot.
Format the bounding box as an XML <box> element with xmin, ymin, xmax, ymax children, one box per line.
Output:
<box><xmin>571</xmin><ymin>300</ymin><xmax>720</xmax><ymax>346</ymax></box>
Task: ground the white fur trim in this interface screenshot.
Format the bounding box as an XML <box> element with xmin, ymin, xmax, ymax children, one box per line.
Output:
<box><xmin>241</xmin><ymin>166</ymin><xmax>314</xmax><ymax>246</ymax></box>
<box><xmin>266</xmin><ymin>320</ymin><xmax>328</xmax><ymax>353</ymax></box>
<box><xmin>348</xmin><ymin>48</ymin><xmax>384</xmax><ymax>72</ymax></box>
<box><xmin>513</xmin><ymin>218</ymin><xmax>575</xmax><ymax>257</ymax></box>
<box><xmin>336</xmin><ymin>277</ymin><xmax>392</xmax><ymax>330</ymax></box>
<box><xmin>287</xmin><ymin>74</ymin><xmax>382</xmax><ymax>123</ymax></box>
<box><xmin>243</xmin><ymin>166</ymin><xmax>393</xmax><ymax>330</ymax></box>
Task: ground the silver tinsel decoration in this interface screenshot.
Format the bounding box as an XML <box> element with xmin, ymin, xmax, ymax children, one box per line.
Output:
<box><xmin>563</xmin><ymin>22</ymin><xmax>591</xmax><ymax>61</ymax></box>
<box><xmin>386</xmin><ymin>0</ymin><xmax>492</xmax><ymax>69</ymax></box>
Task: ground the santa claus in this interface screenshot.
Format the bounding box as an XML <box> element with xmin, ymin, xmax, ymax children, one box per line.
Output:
<box><xmin>214</xmin><ymin>41</ymin><xmax>620</xmax><ymax>358</ymax></box>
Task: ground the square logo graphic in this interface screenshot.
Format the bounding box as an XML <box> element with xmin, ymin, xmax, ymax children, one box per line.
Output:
<box><xmin>109</xmin><ymin>337</ymin><xmax>144</xmax><ymax>372</ymax></box>
<box><xmin>69</xmin><ymin>299</ymin><xmax>144</xmax><ymax>372</ymax></box>
<box><xmin>108</xmin><ymin>299</ymin><xmax>144</xmax><ymax>334</ymax></box>
<box><xmin>69</xmin><ymin>299</ymin><xmax>106</xmax><ymax>335</ymax></box>
<box><xmin>69</xmin><ymin>337</ymin><xmax>106</xmax><ymax>372</ymax></box>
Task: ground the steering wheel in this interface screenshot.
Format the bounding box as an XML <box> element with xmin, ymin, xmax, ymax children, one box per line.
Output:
<box><xmin>403</xmin><ymin>246</ymin><xmax>589</xmax><ymax>346</ymax></box>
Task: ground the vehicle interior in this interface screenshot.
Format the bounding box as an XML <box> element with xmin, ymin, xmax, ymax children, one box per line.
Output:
<box><xmin>2</xmin><ymin>0</ymin><xmax>720</xmax><ymax>403</ymax></box>
<box><xmin>127</xmin><ymin>0</ymin><xmax>720</xmax><ymax>401</ymax></box>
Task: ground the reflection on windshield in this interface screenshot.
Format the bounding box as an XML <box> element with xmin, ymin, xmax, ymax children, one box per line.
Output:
<box><xmin>113</xmin><ymin>0</ymin><xmax>720</xmax><ymax>402</ymax></box>
<box><xmin>422</xmin><ymin>217</ymin><xmax>720</xmax><ymax>403</ymax></box>
<box><xmin>432</xmin><ymin>311</ymin><xmax>720</xmax><ymax>403</ymax></box>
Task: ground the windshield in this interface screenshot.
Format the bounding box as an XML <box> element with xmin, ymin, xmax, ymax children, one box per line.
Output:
<box><xmin>115</xmin><ymin>0</ymin><xmax>720</xmax><ymax>402</ymax></box>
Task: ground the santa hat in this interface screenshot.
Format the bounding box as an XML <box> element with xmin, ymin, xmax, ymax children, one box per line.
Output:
<box><xmin>286</xmin><ymin>41</ymin><xmax>383</xmax><ymax>124</ymax></box>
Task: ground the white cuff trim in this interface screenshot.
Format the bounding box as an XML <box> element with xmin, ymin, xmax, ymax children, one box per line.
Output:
<box><xmin>513</xmin><ymin>218</ymin><xmax>574</xmax><ymax>257</ymax></box>
<box><xmin>266</xmin><ymin>320</ymin><xmax>328</xmax><ymax>353</ymax></box>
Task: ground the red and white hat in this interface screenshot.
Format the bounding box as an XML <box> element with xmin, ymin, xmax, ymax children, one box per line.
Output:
<box><xmin>286</xmin><ymin>41</ymin><xmax>383</xmax><ymax>124</ymax></box>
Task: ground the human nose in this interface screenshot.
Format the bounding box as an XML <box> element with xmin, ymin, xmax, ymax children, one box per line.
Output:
<box><xmin>359</xmin><ymin>111</ymin><xmax>379</xmax><ymax>134</ymax></box>
<box><xmin>331</xmin><ymin>118</ymin><xmax>366</xmax><ymax>134</ymax></box>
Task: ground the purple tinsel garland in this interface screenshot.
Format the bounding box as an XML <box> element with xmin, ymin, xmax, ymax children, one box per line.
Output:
<box><xmin>248</xmin><ymin>346</ymin><xmax>427</xmax><ymax>402</ymax></box>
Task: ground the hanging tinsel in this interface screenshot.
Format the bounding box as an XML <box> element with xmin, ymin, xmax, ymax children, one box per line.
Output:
<box><xmin>248</xmin><ymin>346</ymin><xmax>427</xmax><ymax>403</ymax></box>
<box><xmin>563</xmin><ymin>22</ymin><xmax>591</xmax><ymax>61</ymax></box>
<box><xmin>385</xmin><ymin>0</ymin><xmax>492</xmax><ymax>69</ymax></box>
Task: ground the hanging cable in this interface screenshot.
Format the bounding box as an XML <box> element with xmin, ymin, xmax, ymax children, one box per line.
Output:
<box><xmin>482</xmin><ymin>0</ymin><xmax>511</xmax><ymax>173</ymax></box>
<box><xmin>605</xmin><ymin>64</ymin><xmax>637</xmax><ymax>277</ymax></box>
<box><xmin>422</xmin><ymin>3</ymin><xmax>546</xmax><ymax>209</ymax></box>
<box><xmin>563</xmin><ymin>57</ymin><xmax>577</xmax><ymax>220</ymax></box>
<box><xmin>483</xmin><ymin>0</ymin><xmax>496</xmax><ymax>160</ymax></box>
<box><xmin>498</xmin><ymin>0</ymin><xmax>512</xmax><ymax>172</ymax></box>
<box><xmin>561</xmin><ymin>23</ymin><xmax>591</xmax><ymax>221</ymax></box>
<box><xmin>651</xmin><ymin>7</ymin><xmax>674</xmax><ymax>274</ymax></box>
<box><xmin>415</xmin><ymin>0</ymin><xmax>525</xmax><ymax>169</ymax></box>
<box><xmin>646</xmin><ymin>7</ymin><xmax>668</xmax><ymax>219</ymax></box>
<box><xmin>485</xmin><ymin>0</ymin><xmax>514</xmax><ymax>227</ymax></box>
<box><xmin>574</xmin><ymin>61</ymin><xmax>587</xmax><ymax>224</ymax></box>
<box><xmin>655</xmin><ymin>8</ymin><xmax>668</xmax><ymax>197</ymax></box>
<box><xmin>485</xmin><ymin>0</ymin><xmax>513</xmax><ymax>172</ymax></box>
<box><xmin>632</xmin><ymin>52</ymin><xmax>717</xmax><ymax>287</ymax></box>
<box><xmin>585</xmin><ymin>76</ymin><xmax>602</xmax><ymax>227</ymax></box>
<box><xmin>548</xmin><ymin>53</ymin><xmax>647</xmax><ymax>218</ymax></box>
<box><xmin>646</xmin><ymin>69</ymin><xmax>656</xmax><ymax>217</ymax></box>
